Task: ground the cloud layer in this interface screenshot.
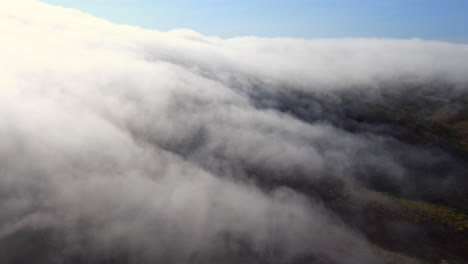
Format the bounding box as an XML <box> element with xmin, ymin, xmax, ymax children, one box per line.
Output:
<box><xmin>0</xmin><ymin>1</ymin><xmax>467</xmax><ymax>263</ymax></box>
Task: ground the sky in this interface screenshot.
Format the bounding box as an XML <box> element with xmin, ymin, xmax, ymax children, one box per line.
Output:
<box><xmin>42</xmin><ymin>0</ymin><xmax>468</xmax><ymax>42</ymax></box>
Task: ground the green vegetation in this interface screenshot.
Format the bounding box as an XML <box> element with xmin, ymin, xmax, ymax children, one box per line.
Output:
<box><xmin>394</xmin><ymin>198</ymin><xmax>468</xmax><ymax>233</ymax></box>
<box><xmin>370</xmin><ymin>94</ymin><xmax>468</xmax><ymax>152</ymax></box>
<box><xmin>366</xmin><ymin>197</ymin><xmax>468</xmax><ymax>233</ymax></box>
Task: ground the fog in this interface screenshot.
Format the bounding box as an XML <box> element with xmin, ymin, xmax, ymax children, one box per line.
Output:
<box><xmin>0</xmin><ymin>1</ymin><xmax>467</xmax><ymax>263</ymax></box>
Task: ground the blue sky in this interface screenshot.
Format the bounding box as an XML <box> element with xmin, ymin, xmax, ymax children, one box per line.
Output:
<box><xmin>43</xmin><ymin>0</ymin><xmax>468</xmax><ymax>42</ymax></box>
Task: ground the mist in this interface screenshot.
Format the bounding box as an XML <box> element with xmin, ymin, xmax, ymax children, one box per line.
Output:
<box><xmin>0</xmin><ymin>1</ymin><xmax>467</xmax><ymax>263</ymax></box>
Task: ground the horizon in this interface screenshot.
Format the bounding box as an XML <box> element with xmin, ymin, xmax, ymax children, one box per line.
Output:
<box><xmin>42</xmin><ymin>0</ymin><xmax>468</xmax><ymax>43</ymax></box>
